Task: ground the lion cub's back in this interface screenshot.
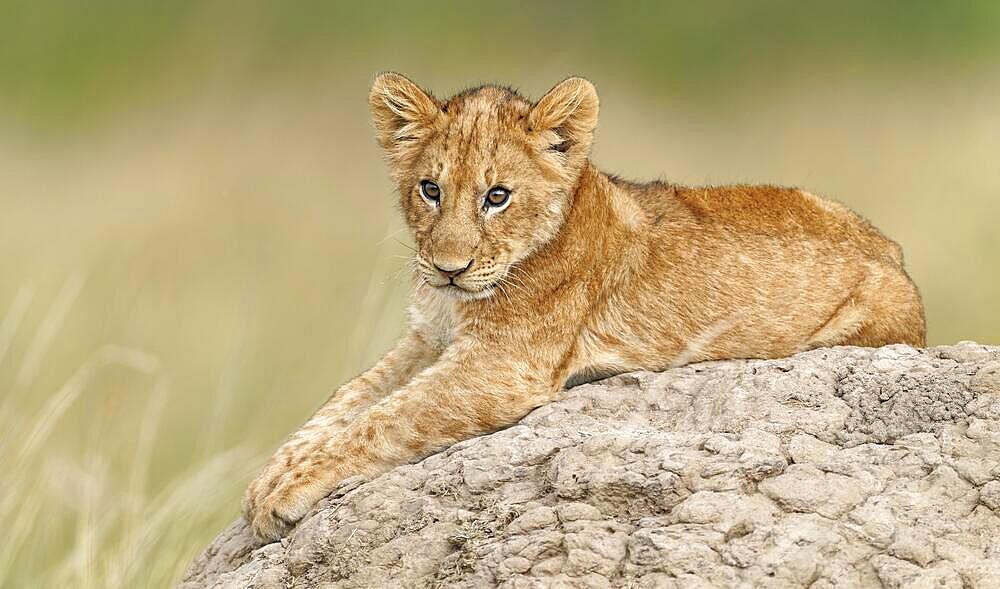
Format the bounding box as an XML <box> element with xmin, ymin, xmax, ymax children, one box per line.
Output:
<box><xmin>667</xmin><ymin>183</ymin><xmax>904</xmax><ymax>266</ymax></box>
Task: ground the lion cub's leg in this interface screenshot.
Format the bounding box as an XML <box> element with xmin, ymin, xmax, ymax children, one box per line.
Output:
<box><xmin>242</xmin><ymin>330</ymin><xmax>440</xmax><ymax>523</ymax></box>
<box><xmin>244</xmin><ymin>342</ymin><xmax>558</xmax><ymax>541</ymax></box>
<box><xmin>842</xmin><ymin>268</ymin><xmax>926</xmax><ymax>347</ymax></box>
<box><xmin>807</xmin><ymin>266</ymin><xmax>926</xmax><ymax>349</ymax></box>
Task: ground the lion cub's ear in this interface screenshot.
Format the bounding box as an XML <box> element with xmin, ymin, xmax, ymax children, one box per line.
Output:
<box><xmin>369</xmin><ymin>73</ymin><xmax>441</xmax><ymax>166</ymax></box>
<box><xmin>528</xmin><ymin>77</ymin><xmax>599</xmax><ymax>165</ymax></box>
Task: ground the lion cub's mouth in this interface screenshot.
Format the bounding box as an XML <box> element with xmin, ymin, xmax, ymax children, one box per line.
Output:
<box><xmin>419</xmin><ymin>262</ymin><xmax>512</xmax><ymax>301</ymax></box>
<box><xmin>441</xmin><ymin>283</ymin><xmax>497</xmax><ymax>301</ymax></box>
<box><xmin>428</xmin><ymin>280</ymin><xmax>501</xmax><ymax>301</ymax></box>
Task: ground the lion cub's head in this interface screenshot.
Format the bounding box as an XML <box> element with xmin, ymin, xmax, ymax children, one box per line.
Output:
<box><xmin>369</xmin><ymin>73</ymin><xmax>599</xmax><ymax>300</ymax></box>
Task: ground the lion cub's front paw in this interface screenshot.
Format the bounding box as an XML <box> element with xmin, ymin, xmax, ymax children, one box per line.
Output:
<box><xmin>242</xmin><ymin>451</ymin><xmax>338</xmax><ymax>542</ymax></box>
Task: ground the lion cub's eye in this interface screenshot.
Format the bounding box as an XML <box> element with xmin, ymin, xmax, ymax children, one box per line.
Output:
<box><xmin>484</xmin><ymin>186</ymin><xmax>510</xmax><ymax>209</ymax></box>
<box><xmin>420</xmin><ymin>180</ymin><xmax>441</xmax><ymax>205</ymax></box>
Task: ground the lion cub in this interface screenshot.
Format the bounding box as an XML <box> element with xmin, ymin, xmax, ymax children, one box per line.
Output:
<box><xmin>243</xmin><ymin>74</ymin><xmax>925</xmax><ymax>540</ymax></box>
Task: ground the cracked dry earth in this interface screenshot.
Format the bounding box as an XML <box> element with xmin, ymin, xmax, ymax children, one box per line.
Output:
<box><xmin>181</xmin><ymin>343</ymin><xmax>1000</xmax><ymax>588</ymax></box>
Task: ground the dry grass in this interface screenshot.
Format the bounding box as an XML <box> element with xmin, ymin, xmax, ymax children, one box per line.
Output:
<box><xmin>0</xmin><ymin>72</ymin><xmax>997</xmax><ymax>587</ymax></box>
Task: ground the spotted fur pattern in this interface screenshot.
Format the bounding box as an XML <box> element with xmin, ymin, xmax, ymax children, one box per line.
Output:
<box><xmin>242</xmin><ymin>74</ymin><xmax>926</xmax><ymax>541</ymax></box>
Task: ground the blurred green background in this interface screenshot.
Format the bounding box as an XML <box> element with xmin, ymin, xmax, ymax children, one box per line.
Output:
<box><xmin>1</xmin><ymin>1</ymin><xmax>998</xmax><ymax>586</ymax></box>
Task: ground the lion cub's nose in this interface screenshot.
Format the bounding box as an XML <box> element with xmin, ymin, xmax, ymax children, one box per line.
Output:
<box><xmin>433</xmin><ymin>258</ymin><xmax>474</xmax><ymax>279</ymax></box>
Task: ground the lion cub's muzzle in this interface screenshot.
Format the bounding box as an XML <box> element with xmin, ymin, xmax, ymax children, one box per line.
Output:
<box><xmin>418</xmin><ymin>254</ymin><xmax>505</xmax><ymax>299</ymax></box>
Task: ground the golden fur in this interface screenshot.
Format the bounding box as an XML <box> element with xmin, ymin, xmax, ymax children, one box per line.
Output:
<box><xmin>242</xmin><ymin>74</ymin><xmax>926</xmax><ymax>540</ymax></box>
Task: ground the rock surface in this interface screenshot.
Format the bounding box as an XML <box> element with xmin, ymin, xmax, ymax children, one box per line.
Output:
<box><xmin>181</xmin><ymin>343</ymin><xmax>1000</xmax><ymax>588</ymax></box>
